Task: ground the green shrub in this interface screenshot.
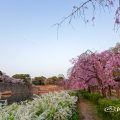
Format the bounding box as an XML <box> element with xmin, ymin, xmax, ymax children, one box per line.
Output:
<box><xmin>79</xmin><ymin>91</ymin><xmax>103</xmax><ymax>104</ymax></box>
<box><xmin>67</xmin><ymin>90</ymin><xmax>80</xmax><ymax>120</ymax></box>
<box><xmin>68</xmin><ymin>90</ymin><xmax>79</xmax><ymax>97</ymax></box>
<box><xmin>68</xmin><ymin>102</ymin><xmax>80</xmax><ymax>120</ymax></box>
<box><xmin>69</xmin><ymin>108</ymin><xmax>79</xmax><ymax>120</ymax></box>
<box><xmin>97</xmin><ymin>98</ymin><xmax>120</xmax><ymax>120</ymax></box>
<box><xmin>79</xmin><ymin>90</ymin><xmax>120</xmax><ymax>120</ymax></box>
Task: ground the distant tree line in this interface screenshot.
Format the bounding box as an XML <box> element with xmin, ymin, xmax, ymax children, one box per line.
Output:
<box><xmin>11</xmin><ymin>74</ymin><xmax>65</xmax><ymax>85</ymax></box>
<box><xmin>32</xmin><ymin>75</ymin><xmax>65</xmax><ymax>85</ymax></box>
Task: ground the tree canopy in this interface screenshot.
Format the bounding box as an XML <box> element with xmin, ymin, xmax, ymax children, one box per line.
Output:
<box><xmin>67</xmin><ymin>43</ymin><xmax>120</xmax><ymax>96</ymax></box>
<box><xmin>12</xmin><ymin>74</ymin><xmax>31</xmax><ymax>84</ymax></box>
<box><xmin>32</xmin><ymin>76</ymin><xmax>46</xmax><ymax>85</ymax></box>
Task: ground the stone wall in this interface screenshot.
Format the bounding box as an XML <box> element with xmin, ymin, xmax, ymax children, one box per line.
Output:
<box><xmin>0</xmin><ymin>82</ymin><xmax>32</xmax><ymax>104</ymax></box>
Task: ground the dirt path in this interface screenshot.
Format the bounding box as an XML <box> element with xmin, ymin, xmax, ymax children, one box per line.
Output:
<box><xmin>79</xmin><ymin>98</ymin><xmax>102</xmax><ymax>120</ymax></box>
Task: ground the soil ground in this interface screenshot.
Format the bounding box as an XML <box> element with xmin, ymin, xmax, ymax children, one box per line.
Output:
<box><xmin>79</xmin><ymin>98</ymin><xmax>102</xmax><ymax>120</ymax></box>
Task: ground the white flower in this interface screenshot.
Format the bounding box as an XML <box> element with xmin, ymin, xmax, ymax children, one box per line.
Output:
<box><xmin>0</xmin><ymin>91</ymin><xmax>77</xmax><ymax>120</ymax></box>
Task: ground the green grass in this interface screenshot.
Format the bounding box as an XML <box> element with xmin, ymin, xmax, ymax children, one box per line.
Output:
<box><xmin>78</xmin><ymin>90</ymin><xmax>120</xmax><ymax>120</ymax></box>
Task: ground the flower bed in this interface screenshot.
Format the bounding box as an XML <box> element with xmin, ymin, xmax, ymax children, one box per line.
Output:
<box><xmin>0</xmin><ymin>91</ymin><xmax>78</xmax><ymax>120</ymax></box>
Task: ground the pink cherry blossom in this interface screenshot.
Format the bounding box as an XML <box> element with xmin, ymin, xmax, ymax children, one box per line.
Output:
<box><xmin>67</xmin><ymin>48</ymin><xmax>120</xmax><ymax>96</ymax></box>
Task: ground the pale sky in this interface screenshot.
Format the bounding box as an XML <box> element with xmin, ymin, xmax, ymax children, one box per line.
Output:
<box><xmin>0</xmin><ymin>0</ymin><xmax>119</xmax><ymax>77</ymax></box>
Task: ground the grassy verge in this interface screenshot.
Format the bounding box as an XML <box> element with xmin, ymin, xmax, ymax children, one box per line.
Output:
<box><xmin>78</xmin><ymin>90</ymin><xmax>120</xmax><ymax>120</ymax></box>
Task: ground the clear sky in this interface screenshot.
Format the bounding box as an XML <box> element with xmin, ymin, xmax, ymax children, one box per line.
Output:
<box><xmin>0</xmin><ymin>0</ymin><xmax>119</xmax><ymax>77</ymax></box>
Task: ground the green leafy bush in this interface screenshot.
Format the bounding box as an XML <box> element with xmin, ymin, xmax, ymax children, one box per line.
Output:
<box><xmin>80</xmin><ymin>91</ymin><xmax>103</xmax><ymax>104</ymax></box>
<box><xmin>69</xmin><ymin>106</ymin><xmax>79</xmax><ymax>120</ymax></box>
<box><xmin>79</xmin><ymin>90</ymin><xmax>120</xmax><ymax>120</ymax></box>
<box><xmin>97</xmin><ymin>98</ymin><xmax>120</xmax><ymax>120</ymax></box>
<box><xmin>32</xmin><ymin>76</ymin><xmax>46</xmax><ymax>85</ymax></box>
<box><xmin>68</xmin><ymin>90</ymin><xmax>79</xmax><ymax>97</ymax></box>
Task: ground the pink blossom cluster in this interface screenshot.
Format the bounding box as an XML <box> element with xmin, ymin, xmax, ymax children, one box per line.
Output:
<box><xmin>67</xmin><ymin>48</ymin><xmax>120</xmax><ymax>91</ymax></box>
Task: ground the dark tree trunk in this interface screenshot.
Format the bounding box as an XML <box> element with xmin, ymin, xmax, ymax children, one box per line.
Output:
<box><xmin>101</xmin><ymin>88</ymin><xmax>106</xmax><ymax>97</ymax></box>
<box><xmin>108</xmin><ymin>85</ymin><xmax>112</xmax><ymax>96</ymax></box>
<box><xmin>88</xmin><ymin>86</ymin><xmax>91</xmax><ymax>93</ymax></box>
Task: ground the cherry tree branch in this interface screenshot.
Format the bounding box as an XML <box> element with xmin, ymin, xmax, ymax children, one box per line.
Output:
<box><xmin>55</xmin><ymin>0</ymin><xmax>93</xmax><ymax>27</ymax></box>
<box><xmin>54</xmin><ymin>0</ymin><xmax>120</xmax><ymax>33</ymax></box>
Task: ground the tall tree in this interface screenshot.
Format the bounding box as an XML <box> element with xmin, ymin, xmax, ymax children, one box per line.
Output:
<box><xmin>12</xmin><ymin>74</ymin><xmax>31</xmax><ymax>84</ymax></box>
<box><xmin>68</xmin><ymin>48</ymin><xmax>120</xmax><ymax>96</ymax></box>
<box><xmin>32</xmin><ymin>76</ymin><xmax>46</xmax><ymax>85</ymax></box>
<box><xmin>47</xmin><ymin>76</ymin><xmax>58</xmax><ymax>85</ymax></box>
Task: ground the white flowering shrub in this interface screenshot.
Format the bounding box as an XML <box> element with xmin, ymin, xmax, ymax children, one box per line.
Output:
<box><xmin>0</xmin><ymin>91</ymin><xmax>78</xmax><ymax>120</ymax></box>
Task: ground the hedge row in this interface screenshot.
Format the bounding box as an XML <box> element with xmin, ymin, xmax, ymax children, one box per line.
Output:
<box><xmin>79</xmin><ymin>90</ymin><xmax>120</xmax><ymax>120</ymax></box>
<box><xmin>79</xmin><ymin>90</ymin><xmax>103</xmax><ymax>104</ymax></box>
<box><xmin>98</xmin><ymin>98</ymin><xmax>120</xmax><ymax>120</ymax></box>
